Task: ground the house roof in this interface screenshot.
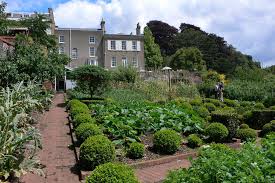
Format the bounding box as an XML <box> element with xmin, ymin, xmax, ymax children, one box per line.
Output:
<box><xmin>0</xmin><ymin>36</ymin><xmax>16</xmax><ymax>46</ymax></box>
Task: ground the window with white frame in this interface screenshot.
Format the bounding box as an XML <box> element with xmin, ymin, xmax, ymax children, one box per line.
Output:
<box><xmin>132</xmin><ymin>40</ymin><xmax>137</xmax><ymax>50</ymax></box>
<box><xmin>122</xmin><ymin>57</ymin><xmax>127</xmax><ymax>67</ymax></box>
<box><xmin>71</xmin><ymin>48</ymin><xmax>78</xmax><ymax>59</ymax></box>
<box><xmin>111</xmin><ymin>40</ymin><xmax>116</xmax><ymax>50</ymax></box>
<box><xmin>111</xmin><ymin>57</ymin><xmax>117</xmax><ymax>67</ymax></box>
<box><xmin>132</xmin><ymin>57</ymin><xmax>138</xmax><ymax>67</ymax></box>
<box><xmin>89</xmin><ymin>47</ymin><xmax>95</xmax><ymax>57</ymax></box>
<box><xmin>122</xmin><ymin>40</ymin><xmax>126</xmax><ymax>50</ymax></box>
<box><xmin>89</xmin><ymin>36</ymin><xmax>95</xmax><ymax>44</ymax></box>
<box><xmin>59</xmin><ymin>35</ymin><xmax>65</xmax><ymax>43</ymax></box>
<box><xmin>59</xmin><ymin>46</ymin><xmax>64</xmax><ymax>54</ymax></box>
<box><xmin>88</xmin><ymin>59</ymin><xmax>98</xmax><ymax>66</ymax></box>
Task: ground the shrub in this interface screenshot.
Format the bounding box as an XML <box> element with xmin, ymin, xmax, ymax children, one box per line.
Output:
<box><xmin>187</xmin><ymin>134</ymin><xmax>203</xmax><ymax>148</ymax></box>
<box><xmin>68</xmin><ymin>99</ymin><xmax>82</xmax><ymax>109</ymax></box>
<box><xmin>79</xmin><ymin>135</ymin><xmax>115</xmax><ymax>170</ymax></box>
<box><xmin>254</xmin><ymin>102</ymin><xmax>265</xmax><ymax>110</ymax></box>
<box><xmin>269</xmin><ymin>106</ymin><xmax>275</xmax><ymax>110</ymax></box>
<box><xmin>75</xmin><ymin>123</ymin><xmax>102</xmax><ymax>143</ymax></box>
<box><xmin>127</xmin><ymin>142</ymin><xmax>145</xmax><ymax>159</ymax></box>
<box><xmin>224</xmin><ymin>99</ymin><xmax>240</xmax><ymax>107</ymax></box>
<box><xmin>205</xmin><ymin>123</ymin><xmax>229</xmax><ymax>142</ymax></box>
<box><xmin>203</xmin><ymin>103</ymin><xmax>216</xmax><ymax>112</ymax></box>
<box><xmin>240</xmin><ymin>101</ymin><xmax>253</xmax><ymax>107</ymax></box>
<box><xmin>211</xmin><ymin>110</ymin><xmax>240</xmax><ymax>139</ymax></box>
<box><xmin>189</xmin><ymin>98</ymin><xmax>202</xmax><ymax>106</ymax></box>
<box><xmin>193</xmin><ymin>106</ymin><xmax>210</xmax><ymax>118</ymax></box>
<box><xmin>244</xmin><ymin>110</ymin><xmax>275</xmax><ymax>129</ymax></box>
<box><xmin>70</xmin><ymin>101</ymin><xmax>90</xmax><ymax>118</ymax></box>
<box><xmin>86</xmin><ymin>162</ymin><xmax>138</xmax><ymax>183</ymax></box>
<box><xmin>261</xmin><ymin>120</ymin><xmax>275</xmax><ymax>136</ymax></box>
<box><xmin>73</xmin><ymin>113</ymin><xmax>95</xmax><ymax>127</ymax></box>
<box><xmin>239</xmin><ymin>124</ymin><xmax>249</xmax><ymax>129</ymax></box>
<box><xmin>236</xmin><ymin>128</ymin><xmax>257</xmax><ymax>142</ymax></box>
<box><xmin>204</xmin><ymin>98</ymin><xmax>225</xmax><ymax>107</ymax></box>
<box><xmin>111</xmin><ymin>65</ymin><xmax>138</xmax><ymax>83</ymax></box>
<box><xmin>176</xmin><ymin>83</ymin><xmax>200</xmax><ymax>99</ymax></box>
<box><xmin>153</xmin><ymin>129</ymin><xmax>181</xmax><ymax>154</ymax></box>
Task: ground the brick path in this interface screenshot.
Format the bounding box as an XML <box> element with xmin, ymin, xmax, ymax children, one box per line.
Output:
<box><xmin>135</xmin><ymin>159</ymin><xmax>191</xmax><ymax>183</ymax></box>
<box><xmin>20</xmin><ymin>93</ymin><xmax>80</xmax><ymax>183</ymax></box>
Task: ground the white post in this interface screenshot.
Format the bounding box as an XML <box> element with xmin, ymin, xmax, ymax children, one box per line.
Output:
<box><xmin>54</xmin><ymin>76</ymin><xmax>57</xmax><ymax>91</ymax></box>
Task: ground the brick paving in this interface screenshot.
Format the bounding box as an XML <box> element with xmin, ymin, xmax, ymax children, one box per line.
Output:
<box><xmin>135</xmin><ymin>158</ymin><xmax>191</xmax><ymax>183</ymax></box>
<box><xmin>20</xmin><ymin>93</ymin><xmax>80</xmax><ymax>183</ymax></box>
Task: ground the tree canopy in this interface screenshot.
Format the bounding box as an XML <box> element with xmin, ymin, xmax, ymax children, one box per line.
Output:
<box><xmin>0</xmin><ymin>11</ymin><xmax>69</xmax><ymax>87</ymax></box>
<box><xmin>147</xmin><ymin>20</ymin><xmax>178</xmax><ymax>56</ymax></box>
<box><xmin>144</xmin><ymin>26</ymin><xmax>163</xmax><ymax>68</ymax></box>
<box><xmin>147</xmin><ymin>20</ymin><xmax>261</xmax><ymax>75</ymax></box>
<box><xmin>170</xmin><ymin>47</ymin><xmax>206</xmax><ymax>71</ymax></box>
<box><xmin>71</xmin><ymin>65</ymin><xmax>110</xmax><ymax>98</ymax></box>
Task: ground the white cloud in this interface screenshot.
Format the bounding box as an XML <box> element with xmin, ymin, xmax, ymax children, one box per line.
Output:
<box><xmin>7</xmin><ymin>0</ymin><xmax>275</xmax><ymax>66</ymax></box>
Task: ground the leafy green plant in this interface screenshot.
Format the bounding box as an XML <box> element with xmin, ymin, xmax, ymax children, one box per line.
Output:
<box><xmin>205</xmin><ymin>123</ymin><xmax>229</xmax><ymax>142</ymax></box>
<box><xmin>0</xmin><ymin>82</ymin><xmax>45</xmax><ymax>180</ymax></box>
<box><xmin>164</xmin><ymin>142</ymin><xmax>275</xmax><ymax>183</ymax></box>
<box><xmin>153</xmin><ymin>129</ymin><xmax>181</xmax><ymax>154</ymax></box>
<box><xmin>187</xmin><ymin>134</ymin><xmax>203</xmax><ymax>148</ymax></box>
<box><xmin>91</xmin><ymin>101</ymin><xmax>205</xmax><ymax>147</ymax></box>
<box><xmin>79</xmin><ymin>135</ymin><xmax>115</xmax><ymax>170</ymax></box>
<box><xmin>75</xmin><ymin>123</ymin><xmax>102</xmax><ymax>144</ymax></box>
<box><xmin>86</xmin><ymin>162</ymin><xmax>138</xmax><ymax>183</ymax></box>
<box><xmin>127</xmin><ymin>142</ymin><xmax>145</xmax><ymax>159</ymax></box>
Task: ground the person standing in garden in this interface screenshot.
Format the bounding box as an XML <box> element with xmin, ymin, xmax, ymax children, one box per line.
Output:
<box><xmin>215</xmin><ymin>82</ymin><xmax>224</xmax><ymax>102</ymax></box>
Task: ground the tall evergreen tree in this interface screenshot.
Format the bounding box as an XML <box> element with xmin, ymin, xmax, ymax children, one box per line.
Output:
<box><xmin>147</xmin><ymin>20</ymin><xmax>178</xmax><ymax>56</ymax></box>
<box><xmin>144</xmin><ymin>26</ymin><xmax>163</xmax><ymax>68</ymax></box>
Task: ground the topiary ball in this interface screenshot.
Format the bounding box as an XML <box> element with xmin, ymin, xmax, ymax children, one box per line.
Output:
<box><xmin>70</xmin><ymin>105</ymin><xmax>90</xmax><ymax>118</ymax></box>
<box><xmin>73</xmin><ymin>113</ymin><xmax>95</xmax><ymax>127</ymax></box>
<box><xmin>153</xmin><ymin>129</ymin><xmax>181</xmax><ymax>154</ymax></box>
<box><xmin>75</xmin><ymin>123</ymin><xmax>102</xmax><ymax>144</ymax></box>
<box><xmin>254</xmin><ymin>102</ymin><xmax>265</xmax><ymax>110</ymax></box>
<box><xmin>261</xmin><ymin>120</ymin><xmax>275</xmax><ymax>136</ymax></box>
<box><xmin>236</xmin><ymin>128</ymin><xmax>257</xmax><ymax>142</ymax></box>
<box><xmin>187</xmin><ymin>134</ymin><xmax>203</xmax><ymax>148</ymax></box>
<box><xmin>85</xmin><ymin>162</ymin><xmax>138</xmax><ymax>183</ymax></box>
<box><xmin>79</xmin><ymin>135</ymin><xmax>115</xmax><ymax>170</ymax></box>
<box><xmin>205</xmin><ymin>122</ymin><xmax>229</xmax><ymax>142</ymax></box>
<box><xmin>239</xmin><ymin>124</ymin><xmax>249</xmax><ymax>129</ymax></box>
<box><xmin>127</xmin><ymin>142</ymin><xmax>145</xmax><ymax>159</ymax></box>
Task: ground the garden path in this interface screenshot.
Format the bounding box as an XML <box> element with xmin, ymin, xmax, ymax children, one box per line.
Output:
<box><xmin>135</xmin><ymin>159</ymin><xmax>191</xmax><ymax>183</ymax></box>
<box><xmin>20</xmin><ymin>93</ymin><xmax>80</xmax><ymax>183</ymax></box>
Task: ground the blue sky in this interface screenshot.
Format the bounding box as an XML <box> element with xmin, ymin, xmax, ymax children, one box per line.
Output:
<box><xmin>6</xmin><ymin>0</ymin><xmax>275</xmax><ymax>67</ymax></box>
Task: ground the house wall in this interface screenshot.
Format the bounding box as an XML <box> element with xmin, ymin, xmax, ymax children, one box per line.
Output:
<box><xmin>57</xmin><ymin>29</ymin><xmax>104</xmax><ymax>68</ymax></box>
<box><xmin>103</xmin><ymin>35</ymin><xmax>145</xmax><ymax>70</ymax></box>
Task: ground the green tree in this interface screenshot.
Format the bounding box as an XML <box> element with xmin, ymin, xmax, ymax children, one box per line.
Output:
<box><xmin>0</xmin><ymin>14</ymin><xmax>69</xmax><ymax>87</ymax></box>
<box><xmin>147</xmin><ymin>20</ymin><xmax>178</xmax><ymax>56</ymax></box>
<box><xmin>21</xmin><ymin>14</ymin><xmax>56</xmax><ymax>49</ymax></box>
<box><xmin>144</xmin><ymin>26</ymin><xmax>163</xmax><ymax>68</ymax></box>
<box><xmin>71</xmin><ymin>65</ymin><xmax>110</xmax><ymax>98</ymax></box>
<box><xmin>112</xmin><ymin>65</ymin><xmax>138</xmax><ymax>83</ymax></box>
<box><xmin>170</xmin><ymin>47</ymin><xmax>206</xmax><ymax>71</ymax></box>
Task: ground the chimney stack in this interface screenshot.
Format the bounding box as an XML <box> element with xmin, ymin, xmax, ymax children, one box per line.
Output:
<box><xmin>100</xmin><ymin>18</ymin><xmax>106</xmax><ymax>34</ymax></box>
<box><xmin>136</xmin><ymin>23</ymin><xmax>141</xmax><ymax>35</ymax></box>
